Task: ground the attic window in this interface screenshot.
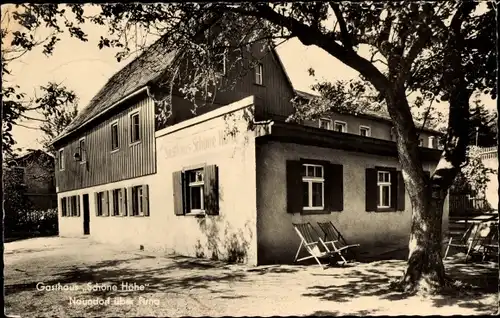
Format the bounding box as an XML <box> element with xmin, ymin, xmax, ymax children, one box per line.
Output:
<box><xmin>255</xmin><ymin>63</ymin><xmax>263</xmax><ymax>85</ymax></box>
<box><xmin>58</xmin><ymin>148</ymin><xmax>65</xmax><ymax>171</ymax></box>
<box><xmin>130</xmin><ymin>112</ymin><xmax>141</xmax><ymax>144</ymax></box>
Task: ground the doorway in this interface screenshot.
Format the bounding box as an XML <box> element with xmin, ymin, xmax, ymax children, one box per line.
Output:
<box><xmin>82</xmin><ymin>194</ymin><xmax>90</xmax><ymax>235</ymax></box>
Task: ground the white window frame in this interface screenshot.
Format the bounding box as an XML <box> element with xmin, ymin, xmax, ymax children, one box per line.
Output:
<box><xmin>255</xmin><ymin>62</ymin><xmax>263</xmax><ymax>85</ymax></box>
<box><xmin>302</xmin><ymin>164</ymin><xmax>325</xmax><ymax>210</ymax></box>
<box><xmin>319</xmin><ymin>118</ymin><xmax>333</xmax><ymax>130</ymax></box>
<box><xmin>58</xmin><ymin>148</ymin><xmax>65</xmax><ymax>171</ymax></box>
<box><xmin>187</xmin><ymin>169</ymin><xmax>205</xmax><ymax>214</ymax></box>
<box><xmin>428</xmin><ymin>136</ymin><xmax>434</xmax><ymax>148</ymax></box>
<box><xmin>359</xmin><ymin>125</ymin><xmax>371</xmax><ymax>137</ymax></box>
<box><xmin>334</xmin><ymin>120</ymin><xmax>347</xmax><ymax>133</ymax></box>
<box><xmin>111</xmin><ymin>121</ymin><xmax>119</xmax><ymax>151</ymax></box>
<box><xmin>377</xmin><ymin>171</ymin><xmax>392</xmax><ymax>209</ymax></box>
<box><xmin>78</xmin><ymin>137</ymin><xmax>86</xmax><ymax>164</ymax></box>
<box><xmin>129</xmin><ymin>111</ymin><xmax>141</xmax><ymax>145</ymax></box>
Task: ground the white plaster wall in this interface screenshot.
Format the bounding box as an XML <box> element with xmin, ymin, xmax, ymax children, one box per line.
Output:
<box><xmin>154</xmin><ymin>102</ymin><xmax>258</xmax><ymax>264</ymax></box>
<box><xmin>255</xmin><ymin>141</ymin><xmax>447</xmax><ymax>264</ymax></box>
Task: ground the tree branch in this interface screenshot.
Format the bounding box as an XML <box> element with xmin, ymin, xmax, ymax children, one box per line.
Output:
<box><xmin>329</xmin><ymin>2</ymin><xmax>353</xmax><ymax>50</ymax></box>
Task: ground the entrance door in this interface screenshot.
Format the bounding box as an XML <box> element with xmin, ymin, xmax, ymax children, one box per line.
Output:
<box><xmin>82</xmin><ymin>194</ymin><xmax>90</xmax><ymax>235</ymax></box>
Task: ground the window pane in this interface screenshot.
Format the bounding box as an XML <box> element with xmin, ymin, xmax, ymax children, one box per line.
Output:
<box><xmin>315</xmin><ymin>166</ymin><xmax>323</xmax><ymax>178</ymax></box>
<box><xmin>307</xmin><ymin>166</ymin><xmax>314</xmax><ymax>177</ymax></box>
<box><xmin>303</xmin><ymin>182</ymin><xmax>309</xmax><ymax>207</ymax></box>
<box><xmin>312</xmin><ymin>182</ymin><xmax>323</xmax><ymax>207</ymax></box>
<box><xmin>190</xmin><ymin>186</ymin><xmax>202</xmax><ymax>210</ymax></box>
<box><xmin>381</xmin><ymin>185</ymin><xmax>390</xmax><ymax>207</ymax></box>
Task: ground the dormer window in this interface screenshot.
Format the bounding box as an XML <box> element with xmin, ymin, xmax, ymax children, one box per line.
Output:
<box><xmin>319</xmin><ymin>118</ymin><xmax>332</xmax><ymax>130</ymax></box>
<box><xmin>334</xmin><ymin>120</ymin><xmax>347</xmax><ymax>133</ymax></box>
<box><xmin>359</xmin><ymin>125</ymin><xmax>371</xmax><ymax>137</ymax></box>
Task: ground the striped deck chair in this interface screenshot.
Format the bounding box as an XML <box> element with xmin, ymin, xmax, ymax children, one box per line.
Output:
<box><xmin>317</xmin><ymin>221</ymin><xmax>360</xmax><ymax>264</ymax></box>
<box><xmin>444</xmin><ymin>221</ymin><xmax>494</xmax><ymax>263</ymax></box>
<box><xmin>292</xmin><ymin>222</ymin><xmax>340</xmax><ymax>269</ymax></box>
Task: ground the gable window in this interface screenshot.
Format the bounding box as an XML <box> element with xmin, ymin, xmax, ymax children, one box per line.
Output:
<box><xmin>334</xmin><ymin>120</ymin><xmax>347</xmax><ymax>133</ymax></box>
<box><xmin>359</xmin><ymin>126</ymin><xmax>371</xmax><ymax>137</ymax></box>
<box><xmin>377</xmin><ymin>171</ymin><xmax>391</xmax><ymax>208</ymax></box>
<box><xmin>428</xmin><ymin>136</ymin><xmax>434</xmax><ymax>148</ymax></box>
<box><xmin>58</xmin><ymin>148</ymin><xmax>65</xmax><ymax>171</ymax></box>
<box><xmin>172</xmin><ymin>165</ymin><xmax>219</xmax><ymax>216</ymax></box>
<box><xmin>130</xmin><ymin>112</ymin><xmax>141</xmax><ymax>143</ymax></box>
<box><xmin>95</xmin><ymin>191</ymin><xmax>109</xmax><ymax>217</ymax></box>
<box><xmin>111</xmin><ymin>188</ymin><xmax>125</xmax><ymax>216</ymax></box>
<box><xmin>286</xmin><ymin>160</ymin><xmax>344</xmax><ymax>214</ymax></box>
<box><xmin>302</xmin><ymin>164</ymin><xmax>324</xmax><ymax>210</ymax></box>
<box><xmin>79</xmin><ymin>138</ymin><xmax>86</xmax><ymax>163</ymax></box>
<box><xmin>319</xmin><ymin>118</ymin><xmax>332</xmax><ymax>130</ymax></box>
<box><xmin>255</xmin><ymin>62</ymin><xmax>263</xmax><ymax>85</ymax></box>
<box><xmin>111</xmin><ymin>122</ymin><xmax>119</xmax><ymax>150</ymax></box>
<box><xmin>365</xmin><ymin>168</ymin><xmax>405</xmax><ymax>212</ymax></box>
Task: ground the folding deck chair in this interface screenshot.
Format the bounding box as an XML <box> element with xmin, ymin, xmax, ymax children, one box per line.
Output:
<box><xmin>480</xmin><ymin>222</ymin><xmax>498</xmax><ymax>261</ymax></box>
<box><xmin>292</xmin><ymin>222</ymin><xmax>344</xmax><ymax>269</ymax></box>
<box><xmin>317</xmin><ymin>221</ymin><xmax>360</xmax><ymax>264</ymax></box>
<box><xmin>444</xmin><ymin>221</ymin><xmax>494</xmax><ymax>263</ymax></box>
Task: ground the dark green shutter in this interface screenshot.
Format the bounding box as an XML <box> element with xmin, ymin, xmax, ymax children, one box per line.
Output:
<box><xmin>365</xmin><ymin>168</ymin><xmax>377</xmax><ymax>211</ymax></box>
<box><xmin>397</xmin><ymin>171</ymin><xmax>406</xmax><ymax>211</ymax></box>
<box><xmin>173</xmin><ymin>171</ymin><xmax>185</xmax><ymax>215</ymax></box>
<box><xmin>142</xmin><ymin>185</ymin><xmax>150</xmax><ymax>216</ymax></box>
<box><xmin>94</xmin><ymin>193</ymin><xmax>99</xmax><ymax>216</ymax></box>
<box><xmin>109</xmin><ymin>190</ymin><xmax>115</xmax><ymax>216</ymax></box>
<box><xmin>77</xmin><ymin>195</ymin><xmax>81</xmax><ymax>217</ymax></box>
<box><xmin>325</xmin><ymin>164</ymin><xmax>344</xmax><ymax>212</ymax></box>
<box><xmin>127</xmin><ymin>187</ymin><xmax>133</xmax><ymax>216</ymax></box>
<box><xmin>103</xmin><ymin>191</ymin><xmax>110</xmax><ymax>216</ymax></box>
<box><xmin>204</xmin><ymin>165</ymin><xmax>219</xmax><ymax>215</ymax></box>
<box><xmin>286</xmin><ymin>160</ymin><xmax>303</xmax><ymax>213</ymax></box>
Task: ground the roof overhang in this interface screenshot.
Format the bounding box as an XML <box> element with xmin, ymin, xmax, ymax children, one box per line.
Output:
<box><xmin>257</xmin><ymin>121</ymin><xmax>442</xmax><ymax>161</ymax></box>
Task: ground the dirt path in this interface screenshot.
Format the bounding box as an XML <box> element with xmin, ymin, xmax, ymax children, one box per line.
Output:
<box><xmin>4</xmin><ymin>237</ymin><xmax>498</xmax><ymax>316</ymax></box>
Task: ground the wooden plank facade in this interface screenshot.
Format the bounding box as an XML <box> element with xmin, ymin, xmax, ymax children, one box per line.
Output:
<box><xmin>55</xmin><ymin>96</ymin><xmax>156</xmax><ymax>193</ymax></box>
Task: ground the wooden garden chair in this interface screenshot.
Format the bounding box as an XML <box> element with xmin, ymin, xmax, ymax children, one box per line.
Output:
<box><xmin>480</xmin><ymin>222</ymin><xmax>498</xmax><ymax>261</ymax></box>
<box><xmin>317</xmin><ymin>221</ymin><xmax>360</xmax><ymax>264</ymax></box>
<box><xmin>444</xmin><ymin>221</ymin><xmax>494</xmax><ymax>263</ymax></box>
<box><xmin>292</xmin><ymin>222</ymin><xmax>342</xmax><ymax>269</ymax></box>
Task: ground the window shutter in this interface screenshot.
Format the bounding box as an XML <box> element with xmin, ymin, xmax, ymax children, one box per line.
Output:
<box><xmin>396</xmin><ymin>171</ymin><xmax>405</xmax><ymax>211</ymax></box>
<box><xmin>365</xmin><ymin>168</ymin><xmax>377</xmax><ymax>211</ymax></box>
<box><xmin>94</xmin><ymin>193</ymin><xmax>99</xmax><ymax>216</ymax></box>
<box><xmin>60</xmin><ymin>198</ymin><xmax>66</xmax><ymax>217</ymax></box>
<box><xmin>204</xmin><ymin>165</ymin><xmax>219</xmax><ymax>215</ymax></box>
<box><xmin>172</xmin><ymin>171</ymin><xmax>185</xmax><ymax>215</ymax></box>
<box><xmin>433</xmin><ymin>137</ymin><xmax>439</xmax><ymax>149</ymax></box>
<box><xmin>121</xmin><ymin>188</ymin><xmax>128</xmax><ymax>216</ymax></box>
<box><xmin>286</xmin><ymin>160</ymin><xmax>303</xmax><ymax>213</ymax></box>
<box><xmin>66</xmin><ymin>197</ymin><xmax>71</xmax><ymax>216</ymax></box>
<box><xmin>127</xmin><ymin>187</ymin><xmax>133</xmax><ymax>216</ymax></box>
<box><xmin>77</xmin><ymin>195</ymin><xmax>81</xmax><ymax>217</ymax></box>
<box><xmin>325</xmin><ymin>164</ymin><xmax>343</xmax><ymax>212</ymax></box>
<box><xmin>142</xmin><ymin>185</ymin><xmax>149</xmax><ymax>216</ymax></box>
<box><xmin>104</xmin><ymin>191</ymin><xmax>110</xmax><ymax>216</ymax></box>
<box><xmin>109</xmin><ymin>191</ymin><xmax>115</xmax><ymax>216</ymax></box>
<box><xmin>390</xmin><ymin>170</ymin><xmax>398</xmax><ymax>212</ymax></box>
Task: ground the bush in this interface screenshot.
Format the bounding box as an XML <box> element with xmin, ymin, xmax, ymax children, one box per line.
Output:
<box><xmin>5</xmin><ymin>208</ymin><xmax>58</xmax><ymax>238</ymax></box>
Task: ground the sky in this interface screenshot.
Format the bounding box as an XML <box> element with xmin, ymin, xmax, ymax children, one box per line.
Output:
<box><xmin>3</xmin><ymin>4</ymin><xmax>496</xmax><ymax>152</ymax></box>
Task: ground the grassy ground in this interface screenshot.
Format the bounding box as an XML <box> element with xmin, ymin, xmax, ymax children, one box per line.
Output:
<box><xmin>4</xmin><ymin>237</ymin><xmax>498</xmax><ymax>317</ymax></box>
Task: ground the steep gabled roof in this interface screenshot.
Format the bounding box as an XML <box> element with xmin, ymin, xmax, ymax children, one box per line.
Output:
<box><xmin>51</xmin><ymin>36</ymin><xmax>178</xmax><ymax>145</ymax></box>
<box><xmin>294</xmin><ymin>89</ymin><xmax>442</xmax><ymax>134</ymax></box>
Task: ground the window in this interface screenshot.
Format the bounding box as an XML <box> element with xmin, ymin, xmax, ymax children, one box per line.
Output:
<box><xmin>61</xmin><ymin>195</ymin><xmax>80</xmax><ymax>217</ymax></box>
<box><xmin>365</xmin><ymin>168</ymin><xmax>405</xmax><ymax>212</ymax></box>
<box><xmin>419</xmin><ymin>138</ymin><xmax>424</xmax><ymax>146</ymax></box>
<box><xmin>111</xmin><ymin>122</ymin><xmax>119</xmax><ymax>150</ymax></box>
<box><xmin>334</xmin><ymin>120</ymin><xmax>347</xmax><ymax>133</ymax></box>
<box><xmin>319</xmin><ymin>118</ymin><xmax>332</xmax><ymax>130</ymax></box>
<box><xmin>130</xmin><ymin>112</ymin><xmax>140</xmax><ymax>143</ymax></box>
<box><xmin>187</xmin><ymin>169</ymin><xmax>205</xmax><ymax>213</ymax></box>
<box><xmin>61</xmin><ymin>197</ymin><xmax>67</xmax><ymax>217</ymax></box>
<box><xmin>111</xmin><ymin>188</ymin><xmax>124</xmax><ymax>216</ymax></box>
<box><xmin>359</xmin><ymin>126</ymin><xmax>371</xmax><ymax>137</ymax></box>
<box><xmin>79</xmin><ymin>138</ymin><xmax>86</xmax><ymax>163</ymax></box>
<box><xmin>172</xmin><ymin>165</ymin><xmax>219</xmax><ymax>216</ymax></box>
<box><xmin>58</xmin><ymin>148</ymin><xmax>64</xmax><ymax>170</ymax></box>
<box><xmin>428</xmin><ymin>136</ymin><xmax>434</xmax><ymax>148</ymax></box>
<box><xmin>302</xmin><ymin>164</ymin><xmax>324</xmax><ymax>210</ymax></box>
<box><xmin>255</xmin><ymin>63</ymin><xmax>263</xmax><ymax>85</ymax></box>
<box><xmin>131</xmin><ymin>185</ymin><xmax>144</xmax><ymax>216</ymax></box>
<box><xmin>377</xmin><ymin>171</ymin><xmax>391</xmax><ymax>208</ymax></box>
<box><xmin>95</xmin><ymin>191</ymin><xmax>108</xmax><ymax>216</ymax></box>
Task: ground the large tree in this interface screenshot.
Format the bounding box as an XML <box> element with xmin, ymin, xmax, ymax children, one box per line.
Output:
<box><xmin>9</xmin><ymin>2</ymin><xmax>497</xmax><ymax>294</ymax></box>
